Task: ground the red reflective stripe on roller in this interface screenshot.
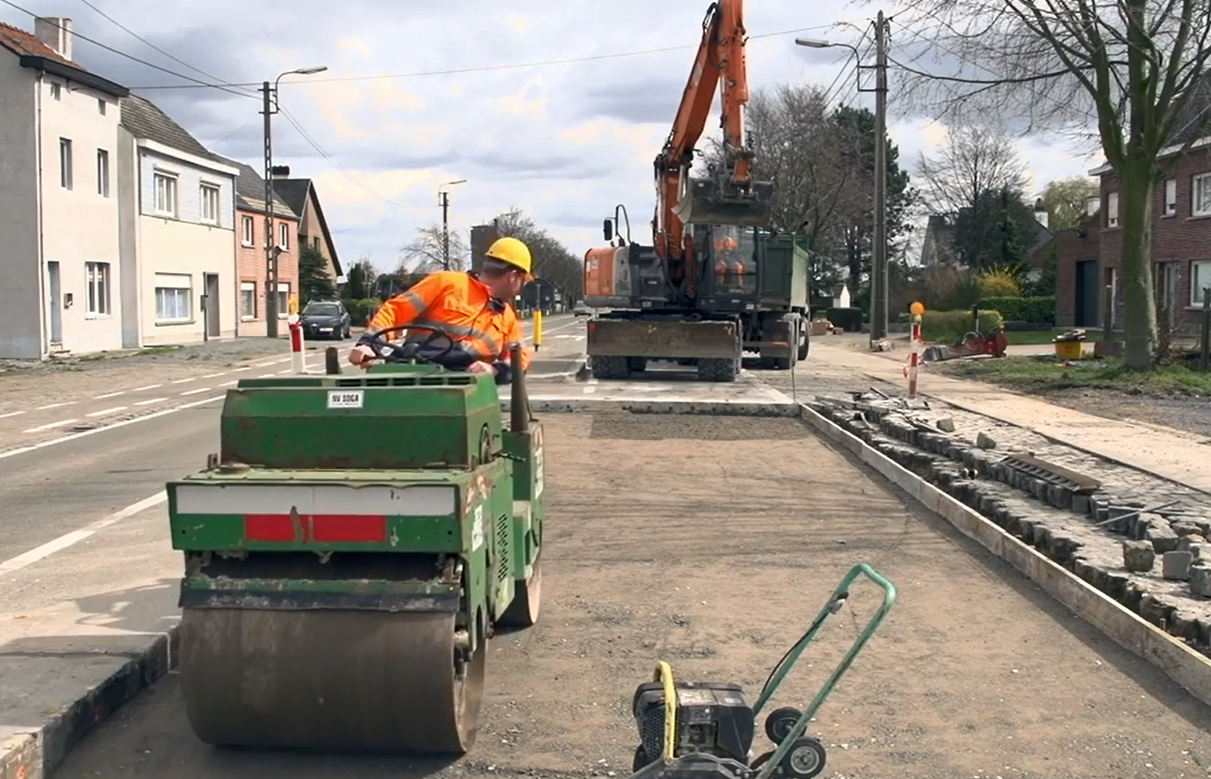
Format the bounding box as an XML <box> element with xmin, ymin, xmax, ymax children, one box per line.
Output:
<box><xmin>243</xmin><ymin>514</ymin><xmax>388</xmax><ymax>543</ymax></box>
<box><xmin>312</xmin><ymin>515</ymin><xmax>387</xmax><ymax>542</ymax></box>
<box><xmin>245</xmin><ymin>514</ymin><xmax>296</xmax><ymax>541</ymax></box>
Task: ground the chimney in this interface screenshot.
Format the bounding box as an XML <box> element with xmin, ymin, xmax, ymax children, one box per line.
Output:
<box><xmin>1085</xmin><ymin>196</ymin><xmax>1100</xmax><ymax>217</ymax></box>
<box><xmin>34</xmin><ymin>17</ymin><xmax>73</xmax><ymax>60</ymax></box>
<box><xmin>1033</xmin><ymin>197</ymin><xmax>1048</xmax><ymax>229</ymax></box>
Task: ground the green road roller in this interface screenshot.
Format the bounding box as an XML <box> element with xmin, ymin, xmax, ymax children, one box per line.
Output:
<box><xmin>165</xmin><ymin>326</ymin><xmax>545</xmax><ymax>754</ymax></box>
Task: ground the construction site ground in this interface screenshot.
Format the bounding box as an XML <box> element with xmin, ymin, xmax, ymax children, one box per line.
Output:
<box><xmin>29</xmin><ymin>408</ymin><xmax>1210</xmax><ymax>779</ymax></box>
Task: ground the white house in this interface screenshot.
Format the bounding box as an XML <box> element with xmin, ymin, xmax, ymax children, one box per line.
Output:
<box><xmin>0</xmin><ymin>17</ymin><xmax>129</xmax><ymax>359</ymax></box>
<box><xmin>117</xmin><ymin>95</ymin><xmax>239</xmax><ymax>346</ymax></box>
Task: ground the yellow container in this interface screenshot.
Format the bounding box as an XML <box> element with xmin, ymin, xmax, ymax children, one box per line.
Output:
<box><xmin>1054</xmin><ymin>340</ymin><xmax>1083</xmax><ymax>360</ymax></box>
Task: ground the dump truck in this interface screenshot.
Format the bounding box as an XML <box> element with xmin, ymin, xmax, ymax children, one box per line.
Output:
<box><xmin>581</xmin><ymin>0</ymin><xmax>810</xmax><ymax>382</ymax></box>
<box><xmin>164</xmin><ymin>331</ymin><xmax>544</xmax><ymax>755</ymax></box>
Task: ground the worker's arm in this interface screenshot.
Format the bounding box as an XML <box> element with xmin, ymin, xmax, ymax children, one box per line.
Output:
<box><xmin>491</xmin><ymin>316</ymin><xmax>531</xmax><ymax>384</ymax></box>
<box><xmin>360</xmin><ymin>273</ymin><xmax>448</xmax><ymax>341</ymax></box>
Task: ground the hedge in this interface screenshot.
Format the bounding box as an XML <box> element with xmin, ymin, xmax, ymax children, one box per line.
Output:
<box><xmin>343</xmin><ymin>298</ymin><xmax>381</xmax><ymax>327</ymax></box>
<box><xmin>826</xmin><ymin>307</ymin><xmax>863</xmax><ymax>332</ymax></box>
<box><xmin>920</xmin><ymin>309</ymin><xmax>1005</xmax><ymax>343</ymax></box>
<box><xmin>977</xmin><ymin>296</ymin><xmax>1055</xmax><ymax>325</ymax></box>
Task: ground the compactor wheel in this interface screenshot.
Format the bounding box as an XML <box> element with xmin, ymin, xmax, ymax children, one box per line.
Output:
<box><xmin>498</xmin><ymin>560</ymin><xmax>542</xmax><ymax>628</ymax></box>
<box><xmin>178</xmin><ymin>607</ymin><xmax>486</xmax><ymax>754</ymax></box>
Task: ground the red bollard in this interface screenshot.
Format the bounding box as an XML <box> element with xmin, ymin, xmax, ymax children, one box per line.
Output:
<box><xmin>288</xmin><ymin>314</ymin><xmax>305</xmax><ymax>373</ymax></box>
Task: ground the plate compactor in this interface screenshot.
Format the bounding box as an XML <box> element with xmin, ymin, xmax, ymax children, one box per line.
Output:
<box><xmin>165</xmin><ymin>326</ymin><xmax>544</xmax><ymax>754</ymax></box>
<box><xmin>627</xmin><ymin>565</ymin><xmax>896</xmax><ymax>779</ymax></box>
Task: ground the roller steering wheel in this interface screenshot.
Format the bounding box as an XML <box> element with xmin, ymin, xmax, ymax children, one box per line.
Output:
<box><xmin>362</xmin><ymin>323</ymin><xmax>459</xmax><ymax>365</ymax></box>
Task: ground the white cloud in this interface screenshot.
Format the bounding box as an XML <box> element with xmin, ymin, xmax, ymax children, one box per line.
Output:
<box><xmin>2</xmin><ymin>0</ymin><xmax>1107</xmax><ymax>275</ymax></box>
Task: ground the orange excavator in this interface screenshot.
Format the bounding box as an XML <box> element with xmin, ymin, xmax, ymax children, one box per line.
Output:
<box><xmin>582</xmin><ymin>0</ymin><xmax>809</xmax><ymax>382</ymax></box>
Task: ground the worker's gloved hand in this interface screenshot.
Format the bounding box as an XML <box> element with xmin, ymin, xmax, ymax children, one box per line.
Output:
<box><xmin>347</xmin><ymin>344</ymin><xmax>376</xmax><ymax>367</ymax></box>
<box><xmin>468</xmin><ymin>361</ymin><xmax>495</xmax><ymax>375</ymax></box>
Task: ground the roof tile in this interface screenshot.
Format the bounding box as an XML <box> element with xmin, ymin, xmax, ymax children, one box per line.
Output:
<box><xmin>0</xmin><ymin>20</ymin><xmax>73</xmax><ymax>63</ymax></box>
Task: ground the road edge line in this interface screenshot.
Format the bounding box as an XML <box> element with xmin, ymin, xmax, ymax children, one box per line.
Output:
<box><xmin>0</xmin><ymin>626</ymin><xmax>180</xmax><ymax>779</ymax></box>
<box><xmin>796</xmin><ymin>401</ymin><xmax>1211</xmax><ymax>709</ymax></box>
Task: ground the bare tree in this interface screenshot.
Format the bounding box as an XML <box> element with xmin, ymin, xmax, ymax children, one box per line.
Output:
<box><xmin>916</xmin><ymin>125</ymin><xmax>1027</xmax><ymax>217</ymax></box>
<box><xmin>1039</xmin><ymin>175</ymin><xmax>1099</xmax><ymax>230</ymax></box>
<box><xmin>869</xmin><ymin>0</ymin><xmax>1211</xmax><ymax>368</ymax></box>
<box><xmin>492</xmin><ymin>207</ymin><xmax>584</xmax><ymax>301</ymax></box>
<box><xmin>399</xmin><ymin>222</ymin><xmax>468</xmax><ymax>273</ymax></box>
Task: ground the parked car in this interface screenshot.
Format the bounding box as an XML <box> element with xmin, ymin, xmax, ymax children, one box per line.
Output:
<box><xmin>300</xmin><ymin>300</ymin><xmax>352</xmax><ymax>340</ymax></box>
<box><xmin>573</xmin><ymin>302</ymin><xmax>591</xmax><ymax>317</ymax></box>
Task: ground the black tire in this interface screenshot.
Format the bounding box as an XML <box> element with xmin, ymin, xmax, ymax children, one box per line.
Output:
<box><xmin>625</xmin><ymin>356</ymin><xmax>647</xmax><ymax>373</ymax></box>
<box><xmin>590</xmin><ymin>355</ymin><xmax>629</xmax><ymax>380</ymax></box>
<box><xmin>632</xmin><ymin>746</ymin><xmax>652</xmax><ymax>773</ymax></box>
<box><xmin>780</xmin><ymin>737</ymin><xmax>827</xmax><ymax>779</ymax></box>
<box><xmin>758</xmin><ymin>356</ymin><xmax>777</xmax><ymax>370</ymax></box>
<box><xmin>797</xmin><ymin>320</ymin><xmax>810</xmax><ymax>361</ymax></box>
<box><xmin>697</xmin><ymin>357</ymin><xmax>737</xmax><ymax>382</ymax></box>
<box><xmin>763</xmin><ymin>706</ymin><xmax>803</xmax><ymax>745</ymax></box>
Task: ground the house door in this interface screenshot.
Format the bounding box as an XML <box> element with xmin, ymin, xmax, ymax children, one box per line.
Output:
<box><xmin>47</xmin><ymin>261</ymin><xmax>62</xmax><ymax>346</ymax></box>
<box><xmin>1074</xmin><ymin>260</ymin><xmax>1099</xmax><ymax>327</ymax></box>
<box><xmin>204</xmin><ymin>273</ymin><xmax>221</xmax><ymax>338</ymax></box>
<box><xmin>1157</xmin><ymin>262</ymin><xmax>1179</xmax><ymax>329</ymax></box>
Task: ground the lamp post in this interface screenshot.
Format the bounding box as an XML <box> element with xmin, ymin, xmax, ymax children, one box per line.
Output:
<box><xmin>796</xmin><ymin>12</ymin><xmax>890</xmax><ymax>346</ymax></box>
<box><xmin>261</xmin><ymin>65</ymin><xmax>327</xmax><ymax>337</ymax></box>
<box><xmin>438</xmin><ymin>179</ymin><xmax>467</xmax><ymax>270</ymax></box>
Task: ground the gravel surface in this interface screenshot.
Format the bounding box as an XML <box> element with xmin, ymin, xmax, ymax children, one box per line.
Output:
<box><xmin>51</xmin><ymin>412</ymin><xmax>1211</xmax><ymax>779</ymax></box>
<box><xmin>1030</xmin><ymin>387</ymin><xmax>1211</xmax><ymax>443</ymax></box>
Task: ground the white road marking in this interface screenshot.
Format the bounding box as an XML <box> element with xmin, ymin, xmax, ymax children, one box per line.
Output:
<box><xmin>0</xmin><ymin>491</ymin><xmax>167</xmax><ymax>577</ymax></box>
<box><xmin>201</xmin><ymin>372</ymin><xmax>226</xmax><ymax>379</ymax></box>
<box><xmin>231</xmin><ymin>366</ymin><xmax>251</xmax><ymax>372</ymax></box>
<box><xmin>87</xmin><ymin>405</ymin><xmax>128</xmax><ymax>417</ymax></box>
<box><xmin>0</xmin><ymin>411</ymin><xmax>26</xmax><ymax>419</ymax></box>
<box><xmin>134</xmin><ymin>397</ymin><xmax>168</xmax><ymax>406</ymax></box>
<box><xmin>583</xmin><ymin>378</ymin><xmax>598</xmax><ymax>395</ymax></box>
<box><xmin>276</xmin><ymin>368</ymin><xmax>293</xmax><ymax>374</ymax></box>
<box><xmin>257</xmin><ymin>373</ymin><xmax>275</xmax><ymax>378</ymax></box>
<box><xmin>180</xmin><ymin>387</ymin><xmax>211</xmax><ymax>396</ymax></box>
<box><xmin>219</xmin><ymin>380</ymin><xmax>237</xmax><ymax>387</ymax></box>
<box><xmin>0</xmin><ymin>394</ymin><xmax>224</xmax><ymax>462</ymax></box>
<box><xmin>23</xmin><ymin>418</ymin><xmax>78</xmax><ymax>433</ymax></box>
<box><xmin>170</xmin><ymin>377</ymin><xmax>195</xmax><ymax>384</ymax></box>
<box><xmin>36</xmin><ymin>401</ymin><xmax>75</xmax><ymax>410</ymax></box>
<box><xmin>94</xmin><ymin>390</ymin><xmax>126</xmax><ymax>399</ymax></box>
<box><xmin>133</xmin><ymin>383</ymin><xmax>163</xmax><ymax>391</ymax></box>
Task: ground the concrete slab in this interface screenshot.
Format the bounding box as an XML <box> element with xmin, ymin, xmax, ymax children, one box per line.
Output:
<box><xmin>510</xmin><ymin>370</ymin><xmax>798</xmax><ymax>415</ymax></box>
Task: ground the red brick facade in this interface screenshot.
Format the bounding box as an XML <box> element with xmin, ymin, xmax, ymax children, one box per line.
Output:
<box><xmin>235</xmin><ymin>209</ymin><xmax>299</xmax><ymax>336</ymax></box>
<box><xmin>1050</xmin><ymin>217</ymin><xmax>1102</xmax><ymax>328</ymax></box>
<box><xmin>1078</xmin><ymin>143</ymin><xmax>1211</xmax><ymax>335</ymax></box>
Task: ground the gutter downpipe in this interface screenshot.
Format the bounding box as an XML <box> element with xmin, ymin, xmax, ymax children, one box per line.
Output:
<box><xmin>35</xmin><ymin>72</ymin><xmax>48</xmax><ymax>359</ymax></box>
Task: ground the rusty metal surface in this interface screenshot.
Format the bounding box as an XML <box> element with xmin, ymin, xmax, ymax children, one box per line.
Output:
<box><xmin>1000</xmin><ymin>453</ymin><xmax>1102</xmax><ymax>493</ymax></box>
<box><xmin>178</xmin><ymin>608</ymin><xmax>484</xmax><ymax>753</ymax></box>
<box><xmin>587</xmin><ymin>318</ymin><xmax>739</xmax><ymax>359</ymax></box>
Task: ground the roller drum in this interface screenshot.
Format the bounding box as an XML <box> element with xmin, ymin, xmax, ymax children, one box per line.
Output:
<box><xmin>179</xmin><ymin>607</ymin><xmax>485</xmax><ymax>754</ymax></box>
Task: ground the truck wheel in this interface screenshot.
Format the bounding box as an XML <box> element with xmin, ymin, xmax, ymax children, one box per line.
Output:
<box><xmin>591</xmin><ymin>355</ymin><xmax>629</xmax><ymax>379</ymax></box>
<box><xmin>797</xmin><ymin>318</ymin><xmax>810</xmax><ymax>360</ymax></box>
<box><xmin>625</xmin><ymin>357</ymin><xmax>647</xmax><ymax>373</ymax></box>
<box><xmin>697</xmin><ymin>357</ymin><xmax>737</xmax><ymax>382</ymax></box>
<box><xmin>758</xmin><ymin>356</ymin><xmax>777</xmax><ymax>370</ymax></box>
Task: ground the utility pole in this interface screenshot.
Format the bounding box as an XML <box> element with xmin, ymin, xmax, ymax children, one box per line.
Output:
<box><xmin>259</xmin><ymin>66</ymin><xmax>328</xmax><ymax>338</ymax></box>
<box><xmin>871</xmin><ymin>10</ymin><xmax>889</xmax><ymax>344</ymax></box>
<box><xmin>261</xmin><ymin>81</ymin><xmax>279</xmax><ymax>338</ymax></box>
<box><xmin>440</xmin><ymin>190</ymin><xmax>451</xmax><ymax>270</ymax></box>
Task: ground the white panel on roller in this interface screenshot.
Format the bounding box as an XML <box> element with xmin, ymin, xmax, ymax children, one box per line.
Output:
<box><xmin>173</xmin><ymin>483</ymin><xmax>458</xmax><ymax>516</ymax></box>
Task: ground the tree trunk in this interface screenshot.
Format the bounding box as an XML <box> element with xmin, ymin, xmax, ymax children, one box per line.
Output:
<box><xmin>1117</xmin><ymin>162</ymin><xmax>1158</xmax><ymax>369</ymax></box>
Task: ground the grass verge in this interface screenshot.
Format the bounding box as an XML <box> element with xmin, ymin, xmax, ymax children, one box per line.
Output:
<box><xmin>935</xmin><ymin>355</ymin><xmax>1211</xmax><ymax>397</ymax></box>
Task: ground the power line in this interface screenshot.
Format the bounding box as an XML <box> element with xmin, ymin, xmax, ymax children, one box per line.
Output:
<box><xmin>0</xmin><ymin>0</ymin><xmax>257</xmax><ymax>99</ymax></box>
<box><xmin>126</xmin><ymin>22</ymin><xmax>859</xmax><ymax>91</ymax></box>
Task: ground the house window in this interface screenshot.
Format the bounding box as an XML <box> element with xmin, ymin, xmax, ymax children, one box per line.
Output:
<box><xmin>96</xmin><ymin>149</ymin><xmax>109</xmax><ymax>197</ymax></box>
<box><xmin>1193</xmin><ymin>261</ymin><xmax>1211</xmax><ymax>307</ymax></box>
<box><xmin>154</xmin><ymin>272</ymin><xmax>192</xmax><ymax>322</ymax></box>
<box><xmin>97</xmin><ymin>98</ymin><xmax>106</xmax><ymax>115</ymax></box>
<box><xmin>313</xmin><ymin>236</ymin><xmax>320</xmax><ymax>250</ymax></box>
<box><xmin>279</xmin><ymin>223</ymin><xmax>290</xmax><ymax>250</ymax></box>
<box><xmin>1106</xmin><ymin>191</ymin><xmax>1119</xmax><ymax>227</ymax></box>
<box><xmin>50</xmin><ymin>82</ymin><xmax>61</xmax><ymax>100</ymax></box>
<box><xmin>240</xmin><ymin>281</ymin><xmax>257</xmax><ymax>319</ymax></box>
<box><xmin>85</xmin><ymin>261</ymin><xmax>110</xmax><ymax>316</ymax></box>
<box><xmin>153</xmin><ymin>172</ymin><xmax>177</xmax><ymax>216</ymax></box>
<box><xmin>1163</xmin><ymin>179</ymin><xmax>1177</xmax><ymax>216</ymax></box>
<box><xmin>241</xmin><ymin>216</ymin><xmax>254</xmax><ymax>246</ymax></box>
<box><xmin>59</xmin><ymin>138</ymin><xmax>72</xmax><ymax>190</ymax></box>
<box><xmin>200</xmin><ymin>183</ymin><xmax>220</xmax><ymax>224</ymax></box>
<box><xmin>1193</xmin><ymin>173</ymin><xmax>1211</xmax><ymax>217</ymax></box>
<box><xmin>276</xmin><ymin>282</ymin><xmax>291</xmax><ymax>318</ymax></box>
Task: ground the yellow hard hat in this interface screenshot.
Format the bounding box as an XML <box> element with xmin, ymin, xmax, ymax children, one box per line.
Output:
<box><xmin>485</xmin><ymin>236</ymin><xmax>533</xmax><ymax>277</ymax></box>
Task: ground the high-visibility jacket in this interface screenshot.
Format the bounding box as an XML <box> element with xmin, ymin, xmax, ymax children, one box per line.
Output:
<box><xmin>366</xmin><ymin>270</ymin><xmax>531</xmax><ymax>374</ymax></box>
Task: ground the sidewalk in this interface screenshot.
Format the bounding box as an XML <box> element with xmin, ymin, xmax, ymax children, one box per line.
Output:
<box><xmin>807</xmin><ymin>339</ymin><xmax>1211</xmax><ymax>494</ymax></box>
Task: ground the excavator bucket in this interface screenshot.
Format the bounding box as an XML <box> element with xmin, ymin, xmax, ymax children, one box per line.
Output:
<box><xmin>673</xmin><ymin>176</ymin><xmax>775</xmax><ymax>227</ymax></box>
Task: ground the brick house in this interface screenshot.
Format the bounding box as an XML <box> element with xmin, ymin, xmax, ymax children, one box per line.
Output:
<box><xmin>1046</xmin><ymin>206</ymin><xmax>1103</xmax><ymax>328</ymax></box>
<box><xmin>272</xmin><ymin>178</ymin><xmax>343</xmax><ymax>283</ymax></box>
<box><xmin>215</xmin><ymin>156</ymin><xmax>299</xmax><ymax>336</ymax></box>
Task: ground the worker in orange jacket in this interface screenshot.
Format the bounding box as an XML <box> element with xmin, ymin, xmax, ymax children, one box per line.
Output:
<box><xmin>348</xmin><ymin>236</ymin><xmax>534</xmax><ymax>383</ymax></box>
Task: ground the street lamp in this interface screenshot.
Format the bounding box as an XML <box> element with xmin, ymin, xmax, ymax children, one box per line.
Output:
<box><xmin>438</xmin><ymin>179</ymin><xmax>467</xmax><ymax>270</ymax></box>
<box><xmin>795</xmin><ymin>18</ymin><xmax>890</xmax><ymax>346</ymax></box>
<box><xmin>261</xmin><ymin>65</ymin><xmax>328</xmax><ymax>338</ymax></box>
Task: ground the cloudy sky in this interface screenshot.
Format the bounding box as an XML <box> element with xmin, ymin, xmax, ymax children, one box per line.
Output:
<box><xmin>4</xmin><ymin>0</ymin><xmax>1104</xmax><ymax>274</ymax></box>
